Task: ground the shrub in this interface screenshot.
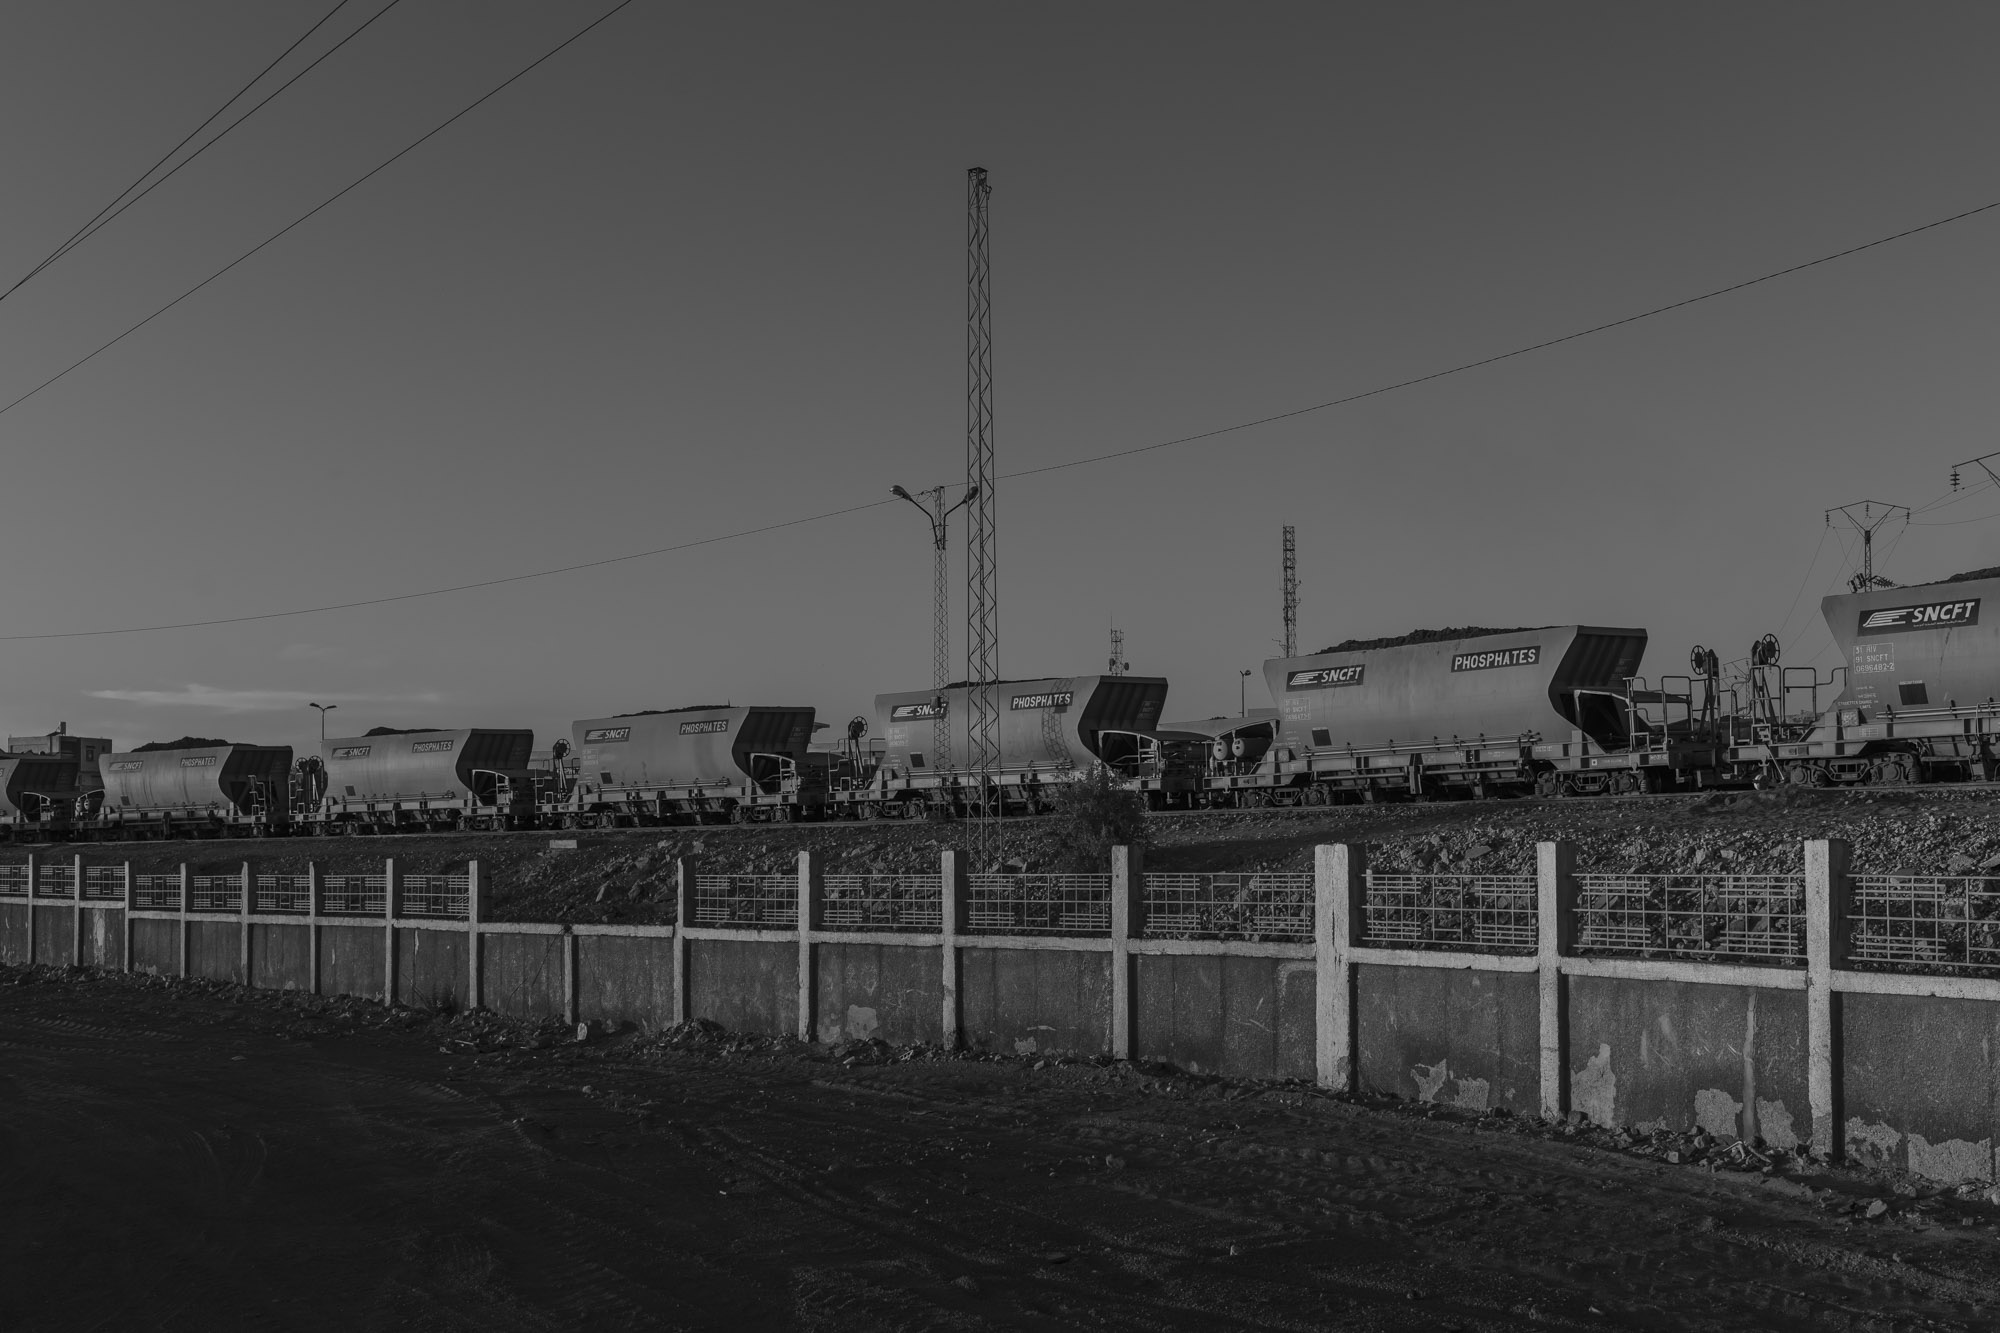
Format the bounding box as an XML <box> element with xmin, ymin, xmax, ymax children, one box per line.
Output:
<box><xmin>1044</xmin><ymin>767</ymin><xmax>1150</xmax><ymax>871</ymax></box>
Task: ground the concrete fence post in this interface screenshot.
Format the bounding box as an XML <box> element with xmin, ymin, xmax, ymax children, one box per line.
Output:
<box><xmin>1806</xmin><ymin>838</ymin><xmax>1852</xmax><ymax>1161</ymax></box>
<box><xmin>1537</xmin><ymin>841</ymin><xmax>1577</xmax><ymax>1122</ymax></box>
<box><xmin>383</xmin><ymin>858</ymin><xmax>399</xmax><ymax>1005</ymax></box>
<box><xmin>307</xmin><ymin>862</ymin><xmax>322</xmax><ymax>996</ymax></box>
<box><xmin>178</xmin><ymin>863</ymin><xmax>191</xmax><ymax>978</ymax></box>
<box><xmin>563</xmin><ymin>927</ymin><xmax>578</xmax><ymax>1027</ymax></box>
<box><xmin>1110</xmin><ymin>845</ymin><xmax>1142</xmax><ymax>1060</ymax></box>
<box><xmin>940</xmin><ymin>849</ymin><xmax>966</xmax><ymax>1048</ymax></box>
<box><xmin>673</xmin><ymin>858</ymin><xmax>698</xmax><ymax>1026</ymax></box>
<box><xmin>72</xmin><ymin>853</ymin><xmax>85</xmax><ymax>967</ymax></box>
<box><xmin>797</xmin><ymin>849</ymin><xmax>823</xmax><ymax>1042</ymax></box>
<box><xmin>466</xmin><ymin>860</ymin><xmax>483</xmax><ymax>1012</ymax></box>
<box><xmin>1315</xmin><ymin>843</ymin><xmax>1365</xmax><ymax>1092</ymax></box>
<box><xmin>239</xmin><ymin>860</ymin><xmax>253</xmax><ymax>985</ymax></box>
<box><xmin>121</xmin><ymin>862</ymin><xmax>133</xmax><ymax>974</ymax></box>
<box><xmin>24</xmin><ymin>851</ymin><xmax>36</xmax><ymax>967</ymax></box>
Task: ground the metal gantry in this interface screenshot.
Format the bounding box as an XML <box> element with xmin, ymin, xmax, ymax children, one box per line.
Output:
<box><xmin>964</xmin><ymin>166</ymin><xmax>999</xmax><ymax>866</ymax></box>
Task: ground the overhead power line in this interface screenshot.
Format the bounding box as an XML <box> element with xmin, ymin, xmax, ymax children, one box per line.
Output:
<box><xmin>1</xmin><ymin>0</ymin><xmax>365</xmax><ymax>305</ymax></box>
<box><xmin>6</xmin><ymin>131</ymin><xmax>2000</xmax><ymax>638</ymax></box>
<box><xmin>0</xmin><ymin>0</ymin><xmax>632</xmax><ymax>420</ymax></box>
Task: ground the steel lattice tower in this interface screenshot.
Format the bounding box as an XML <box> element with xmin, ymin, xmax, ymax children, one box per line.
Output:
<box><xmin>964</xmin><ymin>167</ymin><xmax>999</xmax><ymax>864</ymax></box>
<box><xmin>1108</xmin><ymin>626</ymin><xmax>1126</xmax><ymax>675</ymax></box>
<box><xmin>1282</xmin><ymin>525</ymin><xmax>1298</xmax><ymax>659</ymax></box>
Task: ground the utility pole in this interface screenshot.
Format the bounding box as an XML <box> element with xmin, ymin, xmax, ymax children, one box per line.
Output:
<box><xmin>1108</xmin><ymin>625</ymin><xmax>1127</xmax><ymax>676</ymax></box>
<box><xmin>964</xmin><ymin>167</ymin><xmax>999</xmax><ymax>865</ymax></box>
<box><xmin>892</xmin><ymin>482</ymin><xmax>978</xmax><ymax>769</ymax></box>
<box><xmin>1825</xmin><ymin>501</ymin><xmax>1908</xmax><ymax>593</ymax></box>
<box><xmin>1282</xmin><ymin>525</ymin><xmax>1298</xmax><ymax>659</ymax></box>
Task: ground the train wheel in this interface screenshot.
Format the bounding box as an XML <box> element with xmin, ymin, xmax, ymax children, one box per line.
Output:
<box><xmin>856</xmin><ymin>802</ymin><xmax>878</xmax><ymax>821</ymax></box>
<box><xmin>774</xmin><ymin>804</ymin><xmax>795</xmax><ymax>824</ymax></box>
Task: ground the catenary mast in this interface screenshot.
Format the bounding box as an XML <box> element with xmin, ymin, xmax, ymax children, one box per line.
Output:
<box><xmin>964</xmin><ymin>168</ymin><xmax>998</xmax><ymax>865</ymax></box>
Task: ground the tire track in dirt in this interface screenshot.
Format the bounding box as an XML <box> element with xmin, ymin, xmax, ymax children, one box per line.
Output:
<box><xmin>8</xmin><ymin>971</ymin><xmax>2000</xmax><ymax>1330</ymax></box>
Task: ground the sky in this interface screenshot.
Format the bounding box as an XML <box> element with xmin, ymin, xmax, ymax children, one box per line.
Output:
<box><xmin>4</xmin><ymin>2</ymin><xmax>2000</xmax><ymax>753</ymax></box>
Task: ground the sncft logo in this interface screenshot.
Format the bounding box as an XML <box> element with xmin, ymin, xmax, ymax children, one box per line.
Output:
<box><xmin>1286</xmin><ymin>664</ymin><xmax>1365</xmax><ymax>690</ymax></box>
<box><xmin>1858</xmin><ymin>598</ymin><xmax>1980</xmax><ymax>635</ymax></box>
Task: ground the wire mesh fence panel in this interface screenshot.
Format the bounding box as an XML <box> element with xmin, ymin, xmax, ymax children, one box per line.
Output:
<box><xmin>254</xmin><ymin>874</ymin><xmax>311</xmax><ymax>914</ymax></box>
<box><xmin>1573</xmin><ymin>874</ymin><xmax>1805</xmax><ymax>964</ymax></box>
<box><xmin>401</xmin><ymin>874</ymin><xmax>470</xmax><ymax>920</ymax></box>
<box><xmin>1850</xmin><ymin>876</ymin><xmax>2000</xmax><ymax>971</ymax></box>
<box><xmin>32</xmin><ymin>864</ymin><xmax>75</xmax><ymax>899</ymax></box>
<box><xmin>321</xmin><ymin>874</ymin><xmax>387</xmax><ymax>915</ymax></box>
<box><xmin>1361</xmin><ymin>874</ymin><xmax>1538</xmax><ymax>952</ymax></box>
<box><xmin>1142</xmin><ymin>872</ymin><xmax>1313</xmax><ymax>941</ymax></box>
<box><xmin>83</xmin><ymin>866</ymin><xmax>125</xmax><ymax>901</ymax></box>
<box><xmin>188</xmin><ymin>875</ymin><xmax>242</xmax><ymax>913</ymax></box>
<box><xmin>821</xmin><ymin>875</ymin><xmax>943</xmax><ymax>932</ymax></box>
<box><xmin>966</xmin><ymin>875</ymin><xmax>1111</xmax><ymax>935</ymax></box>
<box><xmin>132</xmin><ymin>875</ymin><xmax>181</xmax><ymax>910</ymax></box>
<box><xmin>0</xmin><ymin>864</ymin><xmax>25</xmax><ymax>897</ymax></box>
<box><xmin>693</xmin><ymin>875</ymin><xmax>799</xmax><ymax>929</ymax></box>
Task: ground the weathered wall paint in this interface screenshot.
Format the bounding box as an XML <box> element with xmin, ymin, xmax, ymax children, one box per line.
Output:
<box><xmin>250</xmin><ymin>923</ymin><xmax>310</xmax><ymax>991</ymax></box>
<box><xmin>1357</xmin><ymin>964</ymin><xmax>1539</xmax><ymax>1114</ymax></box>
<box><xmin>186</xmin><ymin>920</ymin><xmax>240</xmax><ymax>985</ymax></box>
<box><xmin>1843</xmin><ymin>992</ymin><xmax>1998</xmax><ymax>1184</ymax></box>
<box><xmin>0</xmin><ymin>902</ymin><xmax>26</xmax><ymax>965</ymax></box>
<box><xmin>128</xmin><ymin>918</ymin><xmax>177</xmax><ymax>975</ymax></box>
<box><xmin>31</xmin><ymin>909</ymin><xmax>77</xmax><ymax>972</ymax></box>
<box><xmin>959</xmin><ymin>948</ymin><xmax>1110</xmax><ymax>1057</ymax></box>
<box><xmin>1134</xmin><ymin>954</ymin><xmax>1316</xmax><ymax>1080</ymax></box>
<box><xmin>1567</xmin><ymin>977</ymin><xmax>1808</xmax><ymax>1148</ymax></box>
<box><xmin>80</xmin><ymin>909</ymin><xmax>123</xmax><ymax>970</ymax></box>
<box><xmin>482</xmin><ymin>933</ymin><xmax>565</xmax><ymax>1022</ymax></box>
<box><xmin>576</xmin><ymin>934</ymin><xmax>676</xmax><ymax>1032</ymax></box>
<box><xmin>688</xmin><ymin>938</ymin><xmax>796</xmax><ymax>1037</ymax></box>
<box><xmin>814</xmin><ymin>941</ymin><xmax>944</xmax><ymax>1046</ymax></box>
<box><xmin>318</xmin><ymin>924</ymin><xmax>384</xmax><ymax>1000</ymax></box>
<box><xmin>397</xmin><ymin>929</ymin><xmax>468</xmax><ymax>1011</ymax></box>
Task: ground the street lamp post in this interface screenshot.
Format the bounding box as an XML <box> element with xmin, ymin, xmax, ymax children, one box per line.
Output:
<box><xmin>891</xmin><ymin>483</ymin><xmax>978</xmax><ymax>770</ymax></box>
<box><xmin>309</xmin><ymin>702</ymin><xmax>337</xmax><ymax>746</ymax></box>
<box><xmin>1239</xmin><ymin>670</ymin><xmax>1252</xmax><ymax>717</ymax></box>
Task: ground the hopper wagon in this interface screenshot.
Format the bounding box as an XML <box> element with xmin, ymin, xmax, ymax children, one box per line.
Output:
<box><xmin>836</xmin><ymin>675</ymin><xmax>1175</xmax><ymax>817</ymax></box>
<box><xmin>313</xmin><ymin>728</ymin><xmax>536</xmax><ymax>832</ymax></box>
<box><xmin>1716</xmin><ymin>572</ymin><xmax>2000</xmax><ymax>787</ymax></box>
<box><xmin>1235</xmin><ymin>627</ymin><xmax>1657</xmax><ymax>803</ymax></box>
<box><xmin>93</xmin><ymin>742</ymin><xmax>294</xmax><ymax>837</ymax></box>
<box><xmin>0</xmin><ymin>752</ymin><xmax>82</xmax><ymax>839</ymax></box>
<box><xmin>552</xmin><ymin>705</ymin><xmax>821</xmax><ymax>825</ymax></box>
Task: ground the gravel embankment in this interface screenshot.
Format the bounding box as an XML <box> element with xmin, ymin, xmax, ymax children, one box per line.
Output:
<box><xmin>37</xmin><ymin>785</ymin><xmax>2000</xmax><ymax>924</ymax></box>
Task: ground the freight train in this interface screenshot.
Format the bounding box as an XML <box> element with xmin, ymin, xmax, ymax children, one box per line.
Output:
<box><xmin>4</xmin><ymin>568</ymin><xmax>1997</xmax><ymax>840</ymax></box>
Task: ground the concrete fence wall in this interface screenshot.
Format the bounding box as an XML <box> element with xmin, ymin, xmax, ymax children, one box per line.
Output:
<box><xmin>4</xmin><ymin>841</ymin><xmax>1998</xmax><ymax>1183</ymax></box>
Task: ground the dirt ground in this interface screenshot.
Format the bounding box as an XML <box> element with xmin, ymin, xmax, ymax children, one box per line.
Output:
<box><xmin>6</xmin><ymin>966</ymin><xmax>1999</xmax><ymax>1331</ymax></box>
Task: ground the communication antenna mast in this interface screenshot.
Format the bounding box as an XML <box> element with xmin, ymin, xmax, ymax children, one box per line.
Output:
<box><xmin>964</xmin><ymin>167</ymin><xmax>999</xmax><ymax>864</ymax></box>
<box><xmin>1825</xmin><ymin>500</ymin><xmax>1909</xmax><ymax>593</ymax></box>
<box><xmin>1281</xmin><ymin>525</ymin><xmax>1298</xmax><ymax>659</ymax></box>
<box><xmin>1108</xmin><ymin>624</ymin><xmax>1128</xmax><ymax>676</ymax></box>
